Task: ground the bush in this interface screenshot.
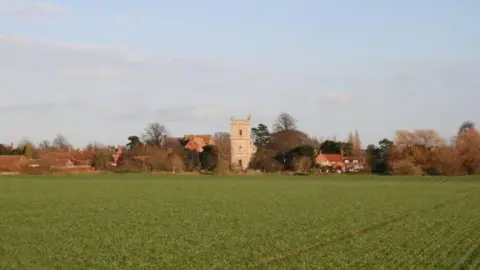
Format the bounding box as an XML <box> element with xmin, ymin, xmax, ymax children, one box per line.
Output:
<box><xmin>391</xmin><ymin>159</ymin><xmax>423</xmax><ymax>176</ymax></box>
<box><xmin>90</xmin><ymin>152</ymin><xmax>113</xmax><ymax>170</ymax></box>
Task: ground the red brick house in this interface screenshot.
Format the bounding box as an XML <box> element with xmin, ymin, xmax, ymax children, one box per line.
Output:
<box><xmin>316</xmin><ymin>153</ymin><xmax>345</xmax><ymax>173</ymax></box>
<box><xmin>0</xmin><ymin>155</ymin><xmax>28</xmax><ymax>172</ymax></box>
<box><xmin>343</xmin><ymin>156</ymin><xmax>366</xmax><ymax>172</ymax></box>
<box><xmin>40</xmin><ymin>151</ymin><xmax>95</xmax><ymax>166</ymax></box>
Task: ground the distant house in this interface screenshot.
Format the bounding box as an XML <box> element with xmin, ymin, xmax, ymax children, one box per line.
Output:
<box><xmin>0</xmin><ymin>155</ymin><xmax>28</xmax><ymax>172</ymax></box>
<box><xmin>27</xmin><ymin>159</ymin><xmax>53</xmax><ymax>168</ymax></box>
<box><xmin>49</xmin><ymin>159</ymin><xmax>75</xmax><ymax>169</ymax></box>
<box><xmin>315</xmin><ymin>153</ymin><xmax>345</xmax><ymax>173</ymax></box>
<box><xmin>316</xmin><ymin>153</ymin><xmax>343</xmax><ymax>166</ymax></box>
<box><xmin>343</xmin><ymin>156</ymin><xmax>366</xmax><ymax>173</ymax></box>
<box><xmin>183</xmin><ymin>135</ymin><xmax>215</xmax><ymax>152</ymax></box>
<box><xmin>40</xmin><ymin>151</ymin><xmax>95</xmax><ymax>166</ymax></box>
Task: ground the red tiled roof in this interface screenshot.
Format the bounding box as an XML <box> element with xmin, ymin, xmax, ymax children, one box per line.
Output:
<box><xmin>183</xmin><ymin>135</ymin><xmax>215</xmax><ymax>146</ymax></box>
<box><xmin>323</xmin><ymin>154</ymin><xmax>343</xmax><ymax>162</ymax></box>
<box><xmin>41</xmin><ymin>151</ymin><xmax>95</xmax><ymax>161</ymax></box>
<box><xmin>0</xmin><ymin>155</ymin><xmax>27</xmax><ymax>170</ymax></box>
<box><xmin>315</xmin><ymin>154</ymin><xmax>328</xmax><ymax>163</ymax></box>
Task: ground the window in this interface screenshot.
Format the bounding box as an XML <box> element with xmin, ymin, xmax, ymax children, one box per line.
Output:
<box><xmin>238</xmin><ymin>159</ymin><xmax>243</xmax><ymax>167</ymax></box>
<box><xmin>239</xmin><ymin>129</ymin><xmax>243</xmax><ymax>136</ymax></box>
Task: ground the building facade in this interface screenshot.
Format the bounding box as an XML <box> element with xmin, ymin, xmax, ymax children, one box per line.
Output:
<box><xmin>230</xmin><ymin>115</ymin><xmax>256</xmax><ymax>170</ymax></box>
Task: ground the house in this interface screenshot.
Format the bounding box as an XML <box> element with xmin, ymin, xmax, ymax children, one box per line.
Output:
<box><xmin>316</xmin><ymin>153</ymin><xmax>343</xmax><ymax>166</ymax></box>
<box><xmin>40</xmin><ymin>151</ymin><xmax>95</xmax><ymax>166</ymax></box>
<box><xmin>27</xmin><ymin>159</ymin><xmax>53</xmax><ymax>168</ymax></box>
<box><xmin>343</xmin><ymin>156</ymin><xmax>366</xmax><ymax>173</ymax></box>
<box><xmin>0</xmin><ymin>155</ymin><xmax>28</xmax><ymax>172</ymax></box>
<box><xmin>315</xmin><ymin>153</ymin><xmax>345</xmax><ymax>173</ymax></box>
<box><xmin>49</xmin><ymin>159</ymin><xmax>75</xmax><ymax>169</ymax></box>
<box><xmin>183</xmin><ymin>135</ymin><xmax>215</xmax><ymax>152</ymax></box>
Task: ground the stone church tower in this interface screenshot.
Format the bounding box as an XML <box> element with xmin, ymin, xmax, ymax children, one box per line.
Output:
<box><xmin>230</xmin><ymin>115</ymin><xmax>255</xmax><ymax>170</ymax></box>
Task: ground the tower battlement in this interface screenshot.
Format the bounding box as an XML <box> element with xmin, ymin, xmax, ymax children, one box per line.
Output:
<box><xmin>230</xmin><ymin>114</ymin><xmax>251</xmax><ymax>123</ymax></box>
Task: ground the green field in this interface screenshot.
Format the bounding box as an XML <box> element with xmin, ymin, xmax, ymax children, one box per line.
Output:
<box><xmin>1</xmin><ymin>175</ymin><xmax>479</xmax><ymax>269</ymax></box>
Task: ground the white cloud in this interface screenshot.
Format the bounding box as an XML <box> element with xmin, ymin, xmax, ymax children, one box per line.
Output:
<box><xmin>0</xmin><ymin>0</ymin><xmax>68</xmax><ymax>17</ymax></box>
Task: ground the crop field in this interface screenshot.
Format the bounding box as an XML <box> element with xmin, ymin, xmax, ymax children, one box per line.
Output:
<box><xmin>0</xmin><ymin>174</ymin><xmax>479</xmax><ymax>269</ymax></box>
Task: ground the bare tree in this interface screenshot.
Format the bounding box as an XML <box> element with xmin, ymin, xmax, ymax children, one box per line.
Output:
<box><xmin>431</xmin><ymin>146</ymin><xmax>463</xmax><ymax>175</ymax></box>
<box><xmin>392</xmin><ymin>129</ymin><xmax>446</xmax><ymax>173</ymax></box>
<box><xmin>213</xmin><ymin>132</ymin><xmax>231</xmax><ymax>166</ymax></box>
<box><xmin>143</xmin><ymin>122</ymin><xmax>168</xmax><ymax>148</ymax></box>
<box><xmin>213</xmin><ymin>132</ymin><xmax>230</xmax><ymax>141</ymax></box>
<box><xmin>395</xmin><ymin>130</ymin><xmax>444</xmax><ymax>150</ymax></box>
<box><xmin>38</xmin><ymin>140</ymin><xmax>51</xmax><ymax>150</ymax></box>
<box><xmin>273</xmin><ymin>113</ymin><xmax>297</xmax><ymax>132</ymax></box>
<box><xmin>456</xmin><ymin>129</ymin><xmax>480</xmax><ymax>174</ymax></box>
<box><xmin>292</xmin><ymin>155</ymin><xmax>312</xmax><ymax>173</ymax></box>
<box><xmin>52</xmin><ymin>134</ymin><xmax>71</xmax><ymax>151</ymax></box>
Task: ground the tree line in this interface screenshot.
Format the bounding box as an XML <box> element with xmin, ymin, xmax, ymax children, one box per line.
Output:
<box><xmin>1</xmin><ymin>114</ymin><xmax>479</xmax><ymax>175</ymax></box>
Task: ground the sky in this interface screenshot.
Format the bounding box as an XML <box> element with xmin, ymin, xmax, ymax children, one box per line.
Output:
<box><xmin>0</xmin><ymin>0</ymin><xmax>479</xmax><ymax>147</ymax></box>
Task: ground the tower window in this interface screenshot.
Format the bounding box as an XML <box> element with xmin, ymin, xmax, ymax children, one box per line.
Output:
<box><xmin>239</xmin><ymin>129</ymin><xmax>243</xmax><ymax>136</ymax></box>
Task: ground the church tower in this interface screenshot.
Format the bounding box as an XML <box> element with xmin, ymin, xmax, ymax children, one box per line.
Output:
<box><xmin>230</xmin><ymin>115</ymin><xmax>255</xmax><ymax>170</ymax></box>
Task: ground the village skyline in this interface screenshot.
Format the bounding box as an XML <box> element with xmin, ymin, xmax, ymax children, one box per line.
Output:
<box><xmin>1</xmin><ymin>112</ymin><xmax>478</xmax><ymax>150</ymax></box>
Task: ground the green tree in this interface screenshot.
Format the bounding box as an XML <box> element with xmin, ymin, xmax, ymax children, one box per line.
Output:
<box><xmin>249</xmin><ymin>147</ymin><xmax>283</xmax><ymax>172</ymax></box>
<box><xmin>286</xmin><ymin>145</ymin><xmax>316</xmax><ymax>172</ymax></box>
<box><xmin>347</xmin><ymin>132</ymin><xmax>354</xmax><ymax>146</ymax></box>
<box><xmin>199</xmin><ymin>145</ymin><xmax>218</xmax><ymax>171</ymax></box>
<box><xmin>23</xmin><ymin>143</ymin><xmax>33</xmax><ymax>158</ymax></box>
<box><xmin>0</xmin><ymin>144</ymin><xmax>10</xmax><ymax>155</ymax></box>
<box><xmin>126</xmin><ymin>136</ymin><xmax>141</xmax><ymax>150</ymax></box>
<box><xmin>340</xmin><ymin>142</ymin><xmax>353</xmax><ymax>156</ymax></box>
<box><xmin>366</xmin><ymin>138</ymin><xmax>393</xmax><ymax>174</ymax></box>
<box><xmin>319</xmin><ymin>140</ymin><xmax>342</xmax><ymax>154</ymax></box>
<box><xmin>251</xmin><ymin>123</ymin><xmax>270</xmax><ymax>147</ymax></box>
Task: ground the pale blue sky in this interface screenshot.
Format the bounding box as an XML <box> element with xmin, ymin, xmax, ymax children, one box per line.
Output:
<box><xmin>0</xmin><ymin>0</ymin><xmax>479</xmax><ymax>147</ymax></box>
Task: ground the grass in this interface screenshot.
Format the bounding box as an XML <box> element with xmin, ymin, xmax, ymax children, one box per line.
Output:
<box><xmin>0</xmin><ymin>174</ymin><xmax>479</xmax><ymax>269</ymax></box>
